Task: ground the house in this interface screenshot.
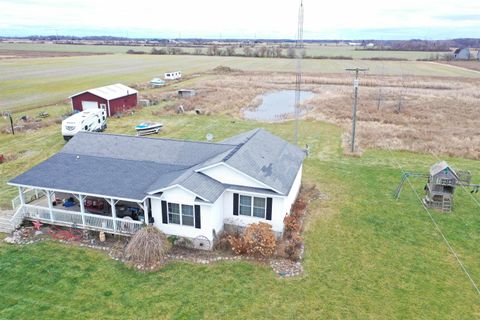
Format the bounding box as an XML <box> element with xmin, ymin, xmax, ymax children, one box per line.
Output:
<box><xmin>423</xmin><ymin>161</ymin><xmax>458</xmax><ymax>212</ymax></box>
<box><xmin>69</xmin><ymin>83</ymin><xmax>138</xmax><ymax>117</ymax></box>
<box><xmin>8</xmin><ymin>129</ymin><xmax>305</xmax><ymax>249</ymax></box>
<box><xmin>453</xmin><ymin>47</ymin><xmax>471</xmax><ymax>60</ymax></box>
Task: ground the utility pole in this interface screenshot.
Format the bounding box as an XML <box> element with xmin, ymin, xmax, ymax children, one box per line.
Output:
<box><xmin>294</xmin><ymin>0</ymin><xmax>304</xmax><ymax>145</ymax></box>
<box><xmin>345</xmin><ymin>68</ymin><xmax>368</xmax><ymax>153</ymax></box>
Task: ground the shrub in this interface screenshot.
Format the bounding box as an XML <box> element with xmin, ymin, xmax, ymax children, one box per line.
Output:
<box><xmin>292</xmin><ymin>197</ymin><xmax>307</xmax><ymax>214</ymax></box>
<box><xmin>284</xmin><ymin>233</ymin><xmax>303</xmax><ymax>261</ymax></box>
<box><xmin>283</xmin><ymin>214</ymin><xmax>300</xmax><ymax>238</ymax></box>
<box><xmin>125</xmin><ymin>226</ymin><xmax>171</xmax><ymax>268</ymax></box>
<box><xmin>243</xmin><ymin>222</ymin><xmax>276</xmax><ymax>257</ymax></box>
<box><xmin>227</xmin><ymin>223</ymin><xmax>276</xmax><ymax>257</ymax></box>
<box><xmin>227</xmin><ymin>233</ymin><xmax>249</xmax><ymax>255</ymax></box>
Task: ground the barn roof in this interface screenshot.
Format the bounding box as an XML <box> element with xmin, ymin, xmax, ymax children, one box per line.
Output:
<box><xmin>69</xmin><ymin>83</ymin><xmax>138</xmax><ymax>100</ymax></box>
<box><xmin>9</xmin><ymin>129</ymin><xmax>305</xmax><ymax>202</ymax></box>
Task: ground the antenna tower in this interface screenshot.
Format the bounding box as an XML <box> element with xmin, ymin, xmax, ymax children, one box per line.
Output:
<box><xmin>294</xmin><ymin>0</ymin><xmax>304</xmax><ymax>145</ymax></box>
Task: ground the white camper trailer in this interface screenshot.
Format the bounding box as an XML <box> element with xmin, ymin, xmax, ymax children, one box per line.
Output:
<box><xmin>61</xmin><ymin>109</ymin><xmax>107</xmax><ymax>141</ymax></box>
<box><xmin>164</xmin><ymin>71</ymin><xmax>182</xmax><ymax>80</ymax></box>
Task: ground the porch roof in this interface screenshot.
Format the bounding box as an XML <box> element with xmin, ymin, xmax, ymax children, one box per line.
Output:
<box><xmin>9</xmin><ymin>153</ymin><xmax>185</xmax><ymax>201</ymax></box>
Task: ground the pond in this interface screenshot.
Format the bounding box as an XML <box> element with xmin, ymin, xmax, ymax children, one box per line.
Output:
<box><xmin>243</xmin><ymin>90</ymin><xmax>315</xmax><ymax>122</ymax></box>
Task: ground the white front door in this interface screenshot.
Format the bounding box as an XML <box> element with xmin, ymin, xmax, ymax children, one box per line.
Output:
<box><xmin>82</xmin><ymin>101</ymin><xmax>98</xmax><ymax>110</ymax></box>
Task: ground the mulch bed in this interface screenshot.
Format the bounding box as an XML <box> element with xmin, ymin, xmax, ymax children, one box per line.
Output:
<box><xmin>4</xmin><ymin>225</ymin><xmax>304</xmax><ymax>277</ymax></box>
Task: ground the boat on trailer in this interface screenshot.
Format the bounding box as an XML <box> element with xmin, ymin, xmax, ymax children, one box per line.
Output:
<box><xmin>135</xmin><ymin>122</ymin><xmax>163</xmax><ymax>136</ymax></box>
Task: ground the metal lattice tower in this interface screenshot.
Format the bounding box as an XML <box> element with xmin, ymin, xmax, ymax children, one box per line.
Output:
<box><xmin>294</xmin><ymin>0</ymin><xmax>304</xmax><ymax>145</ymax></box>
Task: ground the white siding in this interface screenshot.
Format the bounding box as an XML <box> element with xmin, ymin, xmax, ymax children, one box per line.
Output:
<box><xmin>222</xmin><ymin>190</ymin><xmax>286</xmax><ymax>233</ymax></box>
<box><xmin>283</xmin><ymin>164</ymin><xmax>303</xmax><ymax>214</ymax></box>
<box><xmin>200</xmin><ymin>164</ymin><xmax>267</xmax><ymax>189</ymax></box>
<box><xmin>150</xmin><ymin>186</ymin><xmax>223</xmax><ymax>245</ymax></box>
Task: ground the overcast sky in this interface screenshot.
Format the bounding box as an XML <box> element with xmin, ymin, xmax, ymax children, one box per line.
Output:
<box><xmin>1</xmin><ymin>0</ymin><xmax>479</xmax><ymax>39</ymax></box>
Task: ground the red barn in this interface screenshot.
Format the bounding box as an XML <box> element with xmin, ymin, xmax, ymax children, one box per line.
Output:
<box><xmin>69</xmin><ymin>83</ymin><xmax>138</xmax><ymax>117</ymax></box>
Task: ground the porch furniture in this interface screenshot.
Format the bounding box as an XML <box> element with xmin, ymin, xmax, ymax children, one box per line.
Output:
<box><xmin>84</xmin><ymin>198</ymin><xmax>105</xmax><ymax>214</ymax></box>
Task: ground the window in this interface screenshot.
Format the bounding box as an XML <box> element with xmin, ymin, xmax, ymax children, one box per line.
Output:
<box><xmin>168</xmin><ymin>203</ymin><xmax>180</xmax><ymax>224</ymax></box>
<box><xmin>168</xmin><ymin>202</ymin><xmax>194</xmax><ymax>226</ymax></box>
<box><xmin>182</xmin><ymin>204</ymin><xmax>194</xmax><ymax>226</ymax></box>
<box><xmin>253</xmin><ymin>197</ymin><xmax>266</xmax><ymax>218</ymax></box>
<box><xmin>239</xmin><ymin>195</ymin><xmax>251</xmax><ymax>216</ymax></box>
<box><xmin>239</xmin><ymin>195</ymin><xmax>266</xmax><ymax>218</ymax></box>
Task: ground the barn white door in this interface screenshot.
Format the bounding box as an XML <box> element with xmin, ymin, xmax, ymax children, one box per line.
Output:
<box><xmin>82</xmin><ymin>101</ymin><xmax>99</xmax><ymax>110</ymax></box>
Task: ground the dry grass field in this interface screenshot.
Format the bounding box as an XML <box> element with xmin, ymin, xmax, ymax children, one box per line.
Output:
<box><xmin>144</xmin><ymin>70</ymin><xmax>480</xmax><ymax>160</ymax></box>
<box><xmin>2</xmin><ymin>53</ymin><xmax>479</xmax><ymax>112</ymax></box>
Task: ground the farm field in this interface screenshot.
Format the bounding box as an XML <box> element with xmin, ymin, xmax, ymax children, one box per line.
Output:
<box><xmin>1</xmin><ymin>114</ymin><xmax>480</xmax><ymax>319</ymax></box>
<box><xmin>0</xmin><ymin>42</ymin><xmax>449</xmax><ymax>60</ymax></box>
<box><xmin>2</xmin><ymin>53</ymin><xmax>480</xmax><ymax>112</ymax></box>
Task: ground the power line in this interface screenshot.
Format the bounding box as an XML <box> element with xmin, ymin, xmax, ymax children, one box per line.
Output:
<box><xmin>358</xmin><ymin>78</ymin><xmax>480</xmax><ymax>295</ymax></box>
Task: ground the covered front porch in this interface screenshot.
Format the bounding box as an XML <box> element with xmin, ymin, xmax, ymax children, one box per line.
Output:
<box><xmin>13</xmin><ymin>187</ymin><xmax>147</xmax><ymax>235</ymax></box>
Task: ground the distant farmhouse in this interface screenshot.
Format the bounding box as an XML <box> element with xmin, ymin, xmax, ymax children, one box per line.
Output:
<box><xmin>453</xmin><ymin>47</ymin><xmax>471</xmax><ymax>60</ymax></box>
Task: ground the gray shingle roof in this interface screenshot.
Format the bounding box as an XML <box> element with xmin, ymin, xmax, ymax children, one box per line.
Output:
<box><xmin>9</xmin><ymin>153</ymin><xmax>182</xmax><ymax>200</ymax></box>
<box><xmin>220</xmin><ymin>129</ymin><xmax>306</xmax><ymax>195</ymax></box>
<box><xmin>63</xmin><ymin>132</ymin><xmax>235</xmax><ymax>167</ymax></box>
<box><xmin>10</xmin><ymin>129</ymin><xmax>305</xmax><ymax>202</ymax></box>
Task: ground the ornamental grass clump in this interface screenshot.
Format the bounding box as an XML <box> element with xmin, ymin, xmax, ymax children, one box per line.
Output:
<box><xmin>125</xmin><ymin>226</ymin><xmax>171</xmax><ymax>269</ymax></box>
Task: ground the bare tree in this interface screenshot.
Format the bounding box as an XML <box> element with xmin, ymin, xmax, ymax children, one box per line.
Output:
<box><xmin>225</xmin><ymin>46</ymin><xmax>236</xmax><ymax>56</ymax></box>
<box><xmin>193</xmin><ymin>48</ymin><xmax>203</xmax><ymax>55</ymax></box>
<box><xmin>255</xmin><ymin>45</ymin><xmax>268</xmax><ymax>57</ymax></box>
<box><xmin>243</xmin><ymin>46</ymin><xmax>253</xmax><ymax>57</ymax></box>
<box><xmin>275</xmin><ymin>47</ymin><xmax>283</xmax><ymax>58</ymax></box>
<box><xmin>206</xmin><ymin>44</ymin><xmax>219</xmax><ymax>56</ymax></box>
<box><xmin>287</xmin><ymin>48</ymin><xmax>296</xmax><ymax>59</ymax></box>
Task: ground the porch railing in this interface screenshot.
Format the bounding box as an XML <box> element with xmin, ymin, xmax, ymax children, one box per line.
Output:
<box><xmin>12</xmin><ymin>189</ymin><xmax>46</xmax><ymax>209</ymax></box>
<box><xmin>22</xmin><ymin>204</ymin><xmax>143</xmax><ymax>235</ymax></box>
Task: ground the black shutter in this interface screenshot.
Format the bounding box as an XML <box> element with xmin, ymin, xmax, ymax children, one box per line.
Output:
<box><xmin>194</xmin><ymin>205</ymin><xmax>201</xmax><ymax>229</ymax></box>
<box><xmin>266</xmin><ymin>198</ymin><xmax>273</xmax><ymax>220</ymax></box>
<box><xmin>233</xmin><ymin>193</ymin><xmax>239</xmax><ymax>216</ymax></box>
<box><xmin>161</xmin><ymin>200</ymin><xmax>168</xmax><ymax>224</ymax></box>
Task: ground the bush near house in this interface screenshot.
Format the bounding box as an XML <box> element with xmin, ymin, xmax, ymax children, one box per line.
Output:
<box><xmin>227</xmin><ymin>222</ymin><xmax>276</xmax><ymax>257</ymax></box>
<box><xmin>280</xmin><ymin>187</ymin><xmax>313</xmax><ymax>261</ymax></box>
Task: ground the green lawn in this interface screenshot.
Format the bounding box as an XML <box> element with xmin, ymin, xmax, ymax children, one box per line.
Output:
<box><xmin>1</xmin><ymin>112</ymin><xmax>480</xmax><ymax>318</ymax></box>
<box><xmin>2</xmin><ymin>53</ymin><xmax>480</xmax><ymax>112</ymax></box>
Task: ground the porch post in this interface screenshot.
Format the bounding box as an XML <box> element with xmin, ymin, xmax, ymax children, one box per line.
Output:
<box><xmin>143</xmin><ymin>199</ymin><xmax>149</xmax><ymax>225</ymax></box>
<box><xmin>18</xmin><ymin>187</ymin><xmax>25</xmax><ymax>206</ymax></box>
<box><xmin>111</xmin><ymin>198</ymin><xmax>117</xmax><ymax>233</ymax></box>
<box><xmin>46</xmin><ymin>190</ymin><xmax>54</xmax><ymax>221</ymax></box>
<box><xmin>79</xmin><ymin>194</ymin><xmax>86</xmax><ymax>227</ymax></box>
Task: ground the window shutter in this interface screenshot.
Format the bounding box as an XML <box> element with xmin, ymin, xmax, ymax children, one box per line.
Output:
<box><xmin>194</xmin><ymin>205</ymin><xmax>201</xmax><ymax>229</ymax></box>
<box><xmin>161</xmin><ymin>200</ymin><xmax>168</xmax><ymax>224</ymax></box>
<box><xmin>233</xmin><ymin>193</ymin><xmax>239</xmax><ymax>216</ymax></box>
<box><xmin>266</xmin><ymin>198</ymin><xmax>273</xmax><ymax>220</ymax></box>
